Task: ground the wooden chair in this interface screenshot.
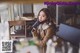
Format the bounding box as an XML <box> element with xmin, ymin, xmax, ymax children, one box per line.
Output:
<box><xmin>8</xmin><ymin>20</ymin><xmax>27</xmax><ymax>40</ymax></box>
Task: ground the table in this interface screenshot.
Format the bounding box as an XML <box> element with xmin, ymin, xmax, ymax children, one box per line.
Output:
<box><xmin>14</xmin><ymin>38</ymin><xmax>39</xmax><ymax>53</ymax></box>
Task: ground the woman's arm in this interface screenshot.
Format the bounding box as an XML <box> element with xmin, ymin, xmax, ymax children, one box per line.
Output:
<box><xmin>40</xmin><ymin>26</ymin><xmax>55</xmax><ymax>47</ymax></box>
<box><xmin>31</xmin><ymin>28</ymin><xmax>39</xmax><ymax>39</ymax></box>
<box><xmin>31</xmin><ymin>28</ymin><xmax>40</xmax><ymax>45</ymax></box>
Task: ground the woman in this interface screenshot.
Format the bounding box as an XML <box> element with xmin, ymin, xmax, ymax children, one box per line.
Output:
<box><xmin>31</xmin><ymin>8</ymin><xmax>56</xmax><ymax>53</ymax></box>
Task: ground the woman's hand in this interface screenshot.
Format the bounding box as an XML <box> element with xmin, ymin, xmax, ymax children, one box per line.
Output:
<box><xmin>32</xmin><ymin>28</ymin><xmax>37</xmax><ymax>32</ymax></box>
<box><xmin>39</xmin><ymin>41</ymin><xmax>46</xmax><ymax>47</ymax></box>
<box><xmin>31</xmin><ymin>28</ymin><xmax>38</xmax><ymax>37</ymax></box>
<box><xmin>35</xmin><ymin>41</ymin><xmax>46</xmax><ymax>47</ymax></box>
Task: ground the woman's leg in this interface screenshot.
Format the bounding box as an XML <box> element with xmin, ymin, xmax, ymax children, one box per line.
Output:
<box><xmin>38</xmin><ymin>45</ymin><xmax>46</xmax><ymax>53</ymax></box>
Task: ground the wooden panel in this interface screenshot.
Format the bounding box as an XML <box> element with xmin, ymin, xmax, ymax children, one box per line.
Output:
<box><xmin>8</xmin><ymin>20</ymin><xmax>26</xmax><ymax>26</ymax></box>
<box><xmin>8</xmin><ymin>20</ymin><xmax>27</xmax><ymax>39</ymax></box>
<box><xmin>0</xmin><ymin>0</ymin><xmax>78</xmax><ymax>4</ymax></box>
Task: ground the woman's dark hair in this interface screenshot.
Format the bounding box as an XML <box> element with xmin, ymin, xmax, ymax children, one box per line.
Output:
<box><xmin>37</xmin><ymin>8</ymin><xmax>55</xmax><ymax>24</ymax></box>
<box><xmin>37</xmin><ymin>8</ymin><xmax>56</xmax><ymax>31</ymax></box>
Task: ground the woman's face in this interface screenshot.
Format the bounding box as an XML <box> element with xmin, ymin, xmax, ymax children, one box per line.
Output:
<box><xmin>38</xmin><ymin>11</ymin><xmax>47</xmax><ymax>22</ymax></box>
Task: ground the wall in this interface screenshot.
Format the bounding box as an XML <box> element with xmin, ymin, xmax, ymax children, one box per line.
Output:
<box><xmin>23</xmin><ymin>4</ymin><xmax>33</xmax><ymax>13</ymax></box>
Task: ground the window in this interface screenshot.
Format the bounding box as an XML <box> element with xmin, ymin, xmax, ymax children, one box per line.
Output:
<box><xmin>0</xmin><ymin>3</ymin><xmax>9</xmax><ymax>23</ymax></box>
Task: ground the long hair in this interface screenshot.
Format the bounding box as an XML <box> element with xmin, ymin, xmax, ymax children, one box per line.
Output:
<box><xmin>37</xmin><ymin>8</ymin><xmax>56</xmax><ymax>31</ymax></box>
<box><xmin>37</xmin><ymin>8</ymin><xmax>55</xmax><ymax>25</ymax></box>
